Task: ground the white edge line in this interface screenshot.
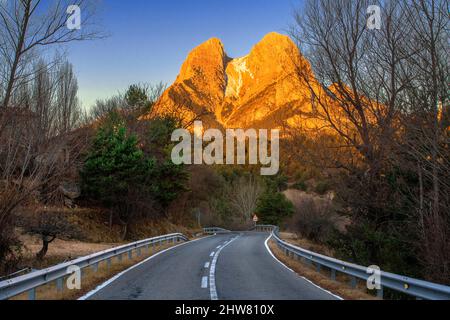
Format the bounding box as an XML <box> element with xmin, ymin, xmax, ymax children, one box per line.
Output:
<box><xmin>209</xmin><ymin>236</ymin><xmax>240</xmax><ymax>301</ymax></box>
<box><xmin>264</xmin><ymin>234</ymin><xmax>344</xmax><ymax>301</ymax></box>
<box><xmin>78</xmin><ymin>236</ymin><xmax>213</xmax><ymax>300</ymax></box>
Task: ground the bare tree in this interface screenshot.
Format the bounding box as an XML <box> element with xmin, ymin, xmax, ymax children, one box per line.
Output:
<box><xmin>55</xmin><ymin>61</ymin><xmax>81</xmax><ymax>134</ymax></box>
<box><xmin>289</xmin><ymin>0</ymin><xmax>449</xmax><ymax>282</ymax></box>
<box><xmin>400</xmin><ymin>0</ymin><xmax>450</xmax><ymax>283</ymax></box>
<box><xmin>0</xmin><ymin>0</ymin><xmax>102</xmax><ymax>109</ymax></box>
<box><xmin>225</xmin><ymin>176</ymin><xmax>264</xmax><ymax>221</ymax></box>
<box><xmin>21</xmin><ymin>209</ymin><xmax>78</xmax><ymax>260</ymax></box>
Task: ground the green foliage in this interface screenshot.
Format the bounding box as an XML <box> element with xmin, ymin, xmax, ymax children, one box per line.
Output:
<box><xmin>264</xmin><ymin>174</ymin><xmax>289</xmax><ymax>192</ymax></box>
<box><xmin>293</xmin><ymin>181</ymin><xmax>308</xmax><ymax>191</ymax></box>
<box><xmin>315</xmin><ymin>181</ymin><xmax>330</xmax><ymax>195</ymax></box>
<box><xmin>256</xmin><ymin>192</ymin><xmax>294</xmax><ymax>225</ymax></box>
<box><xmin>329</xmin><ymin>167</ymin><xmax>423</xmax><ymax>282</ymax></box>
<box><xmin>146</xmin><ymin>116</ymin><xmax>179</xmax><ymax>156</ymax></box>
<box><xmin>329</xmin><ymin>220</ymin><xmax>421</xmax><ymax>282</ymax></box>
<box><xmin>150</xmin><ymin>160</ymin><xmax>189</xmax><ymax>210</ymax></box>
<box><xmin>124</xmin><ymin>84</ymin><xmax>150</xmax><ymax>110</ymax></box>
<box><xmin>81</xmin><ymin>112</ymin><xmax>154</xmax><ymax>208</ymax></box>
<box><xmin>81</xmin><ymin>112</ymin><xmax>189</xmax><ymax>224</ymax></box>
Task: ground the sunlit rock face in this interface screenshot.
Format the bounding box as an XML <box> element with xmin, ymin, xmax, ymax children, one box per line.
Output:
<box><xmin>149</xmin><ymin>32</ymin><xmax>322</xmax><ymax>130</ymax></box>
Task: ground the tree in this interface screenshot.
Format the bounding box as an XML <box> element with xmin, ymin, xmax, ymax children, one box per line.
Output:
<box><xmin>150</xmin><ymin>160</ymin><xmax>189</xmax><ymax>214</ymax></box>
<box><xmin>226</xmin><ymin>176</ymin><xmax>264</xmax><ymax>222</ymax></box>
<box><xmin>81</xmin><ymin>112</ymin><xmax>155</xmax><ymax>238</ymax></box>
<box><xmin>255</xmin><ymin>192</ymin><xmax>294</xmax><ymax>226</ymax></box>
<box><xmin>22</xmin><ymin>210</ymin><xmax>78</xmax><ymax>260</ymax></box>
<box><xmin>289</xmin><ymin>0</ymin><xmax>449</xmax><ymax>283</ymax></box>
<box><xmin>0</xmin><ymin>0</ymin><xmax>102</xmax><ymax>109</ymax></box>
<box><xmin>124</xmin><ymin>84</ymin><xmax>150</xmax><ymax>111</ymax></box>
<box><xmin>55</xmin><ymin>61</ymin><xmax>81</xmax><ymax>134</ymax></box>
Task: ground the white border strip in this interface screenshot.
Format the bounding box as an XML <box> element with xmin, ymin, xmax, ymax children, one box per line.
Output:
<box><xmin>78</xmin><ymin>236</ymin><xmax>212</xmax><ymax>300</ymax></box>
<box><xmin>209</xmin><ymin>235</ymin><xmax>240</xmax><ymax>300</ymax></box>
<box><xmin>264</xmin><ymin>234</ymin><xmax>344</xmax><ymax>301</ymax></box>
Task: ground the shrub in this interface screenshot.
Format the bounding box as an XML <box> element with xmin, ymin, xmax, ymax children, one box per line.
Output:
<box><xmin>256</xmin><ymin>192</ymin><xmax>294</xmax><ymax>225</ymax></box>
<box><xmin>293</xmin><ymin>181</ymin><xmax>308</xmax><ymax>191</ymax></box>
<box><xmin>315</xmin><ymin>181</ymin><xmax>330</xmax><ymax>195</ymax></box>
<box><xmin>292</xmin><ymin>199</ymin><xmax>337</xmax><ymax>244</ymax></box>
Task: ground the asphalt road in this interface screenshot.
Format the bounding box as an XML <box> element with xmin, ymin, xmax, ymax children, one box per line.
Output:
<box><xmin>86</xmin><ymin>232</ymin><xmax>338</xmax><ymax>300</ymax></box>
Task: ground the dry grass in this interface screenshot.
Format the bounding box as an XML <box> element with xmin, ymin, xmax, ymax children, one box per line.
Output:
<box><xmin>10</xmin><ymin>241</ymin><xmax>180</xmax><ymax>300</ymax></box>
<box><xmin>278</xmin><ymin>232</ymin><xmax>335</xmax><ymax>257</ymax></box>
<box><xmin>268</xmin><ymin>240</ymin><xmax>379</xmax><ymax>300</ymax></box>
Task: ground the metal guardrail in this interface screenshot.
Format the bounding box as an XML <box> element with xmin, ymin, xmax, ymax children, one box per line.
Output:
<box><xmin>0</xmin><ymin>268</ymin><xmax>32</xmax><ymax>282</ymax></box>
<box><xmin>0</xmin><ymin>233</ymin><xmax>189</xmax><ymax>300</ymax></box>
<box><xmin>203</xmin><ymin>227</ymin><xmax>231</xmax><ymax>234</ymax></box>
<box><xmin>254</xmin><ymin>225</ymin><xmax>450</xmax><ymax>300</ymax></box>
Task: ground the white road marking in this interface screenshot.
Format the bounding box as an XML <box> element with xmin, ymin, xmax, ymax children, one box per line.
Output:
<box><xmin>263</xmin><ymin>234</ymin><xmax>344</xmax><ymax>301</ymax></box>
<box><xmin>209</xmin><ymin>235</ymin><xmax>240</xmax><ymax>300</ymax></box>
<box><xmin>204</xmin><ymin>262</ymin><xmax>210</xmax><ymax>269</ymax></box>
<box><xmin>77</xmin><ymin>236</ymin><xmax>213</xmax><ymax>300</ymax></box>
<box><xmin>216</xmin><ymin>246</ymin><xmax>222</xmax><ymax>249</ymax></box>
<box><xmin>210</xmin><ymin>252</ymin><xmax>215</xmax><ymax>257</ymax></box>
<box><xmin>201</xmin><ymin>276</ymin><xmax>208</xmax><ymax>288</ymax></box>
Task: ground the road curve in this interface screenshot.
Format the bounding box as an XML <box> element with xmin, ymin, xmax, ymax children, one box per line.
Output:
<box><xmin>86</xmin><ymin>232</ymin><xmax>338</xmax><ymax>300</ymax></box>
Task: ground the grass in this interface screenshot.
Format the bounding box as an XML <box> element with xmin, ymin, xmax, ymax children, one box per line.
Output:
<box><xmin>268</xmin><ymin>240</ymin><xmax>379</xmax><ymax>300</ymax></box>
<box><xmin>10</xmin><ymin>240</ymin><xmax>183</xmax><ymax>300</ymax></box>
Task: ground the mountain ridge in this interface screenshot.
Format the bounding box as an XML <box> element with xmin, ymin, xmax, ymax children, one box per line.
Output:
<box><xmin>147</xmin><ymin>32</ymin><xmax>319</xmax><ymax>130</ymax></box>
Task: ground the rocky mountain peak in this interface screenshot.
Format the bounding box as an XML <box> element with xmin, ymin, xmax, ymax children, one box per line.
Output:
<box><xmin>149</xmin><ymin>32</ymin><xmax>316</xmax><ymax>129</ymax></box>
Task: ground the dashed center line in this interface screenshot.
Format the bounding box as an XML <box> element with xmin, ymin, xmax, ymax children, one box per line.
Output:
<box><xmin>210</xmin><ymin>251</ymin><xmax>215</xmax><ymax>257</ymax></box>
<box><xmin>204</xmin><ymin>262</ymin><xmax>210</xmax><ymax>269</ymax></box>
<box><xmin>209</xmin><ymin>235</ymin><xmax>240</xmax><ymax>300</ymax></box>
<box><xmin>201</xmin><ymin>276</ymin><xmax>208</xmax><ymax>289</ymax></box>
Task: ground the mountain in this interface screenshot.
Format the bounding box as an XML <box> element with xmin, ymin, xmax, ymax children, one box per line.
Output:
<box><xmin>147</xmin><ymin>32</ymin><xmax>322</xmax><ymax>130</ymax></box>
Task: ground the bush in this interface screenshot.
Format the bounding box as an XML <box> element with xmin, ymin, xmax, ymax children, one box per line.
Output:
<box><xmin>256</xmin><ymin>192</ymin><xmax>294</xmax><ymax>225</ymax></box>
<box><xmin>293</xmin><ymin>181</ymin><xmax>308</xmax><ymax>191</ymax></box>
<box><xmin>292</xmin><ymin>199</ymin><xmax>337</xmax><ymax>244</ymax></box>
<box><xmin>315</xmin><ymin>181</ymin><xmax>330</xmax><ymax>195</ymax></box>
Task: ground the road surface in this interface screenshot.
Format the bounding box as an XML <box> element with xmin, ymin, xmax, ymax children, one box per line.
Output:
<box><xmin>85</xmin><ymin>232</ymin><xmax>338</xmax><ymax>300</ymax></box>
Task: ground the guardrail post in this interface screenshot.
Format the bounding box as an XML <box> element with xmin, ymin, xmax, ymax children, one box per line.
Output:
<box><xmin>92</xmin><ymin>262</ymin><xmax>99</xmax><ymax>273</ymax></box>
<box><xmin>316</xmin><ymin>264</ymin><xmax>322</xmax><ymax>272</ymax></box>
<box><xmin>107</xmin><ymin>258</ymin><xmax>112</xmax><ymax>268</ymax></box>
<box><xmin>377</xmin><ymin>286</ymin><xmax>384</xmax><ymax>299</ymax></box>
<box><xmin>118</xmin><ymin>253</ymin><xmax>123</xmax><ymax>262</ymax></box>
<box><xmin>56</xmin><ymin>278</ymin><xmax>64</xmax><ymax>293</ymax></box>
<box><xmin>350</xmin><ymin>276</ymin><xmax>357</xmax><ymax>289</ymax></box>
<box><xmin>331</xmin><ymin>269</ymin><xmax>336</xmax><ymax>281</ymax></box>
<box><xmin>137</xmin><ymin>248</ymin><xmax>141</xmax><ymax>257</ymax></box>
<box><xmin>128</xmin><ymin>250</ymin><xmax>133</xmax><ymax>260</ymax></box>
<box><xmin>28</xmin><ymin>288</ymin><xmax>36</xmax><ymax>300</ymax></box>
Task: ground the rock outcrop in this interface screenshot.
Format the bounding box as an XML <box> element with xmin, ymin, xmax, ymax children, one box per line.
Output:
<box><xmin>148</xmin><ymin>32</ymin><xmax>323</xmax><ymax>130</ymax></box>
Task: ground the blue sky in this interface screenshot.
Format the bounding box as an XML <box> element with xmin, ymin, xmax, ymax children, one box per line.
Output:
<box><xmin>65</xmin><ymin>0</ymin><xmax>300</xmax><ymax>109</ymax></box>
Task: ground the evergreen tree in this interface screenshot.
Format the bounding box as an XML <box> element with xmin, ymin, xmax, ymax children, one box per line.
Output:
<box><xmin>255</xmin><ymin>192</ymin><xmax>294</xmax><ymax>226</ymax></box>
